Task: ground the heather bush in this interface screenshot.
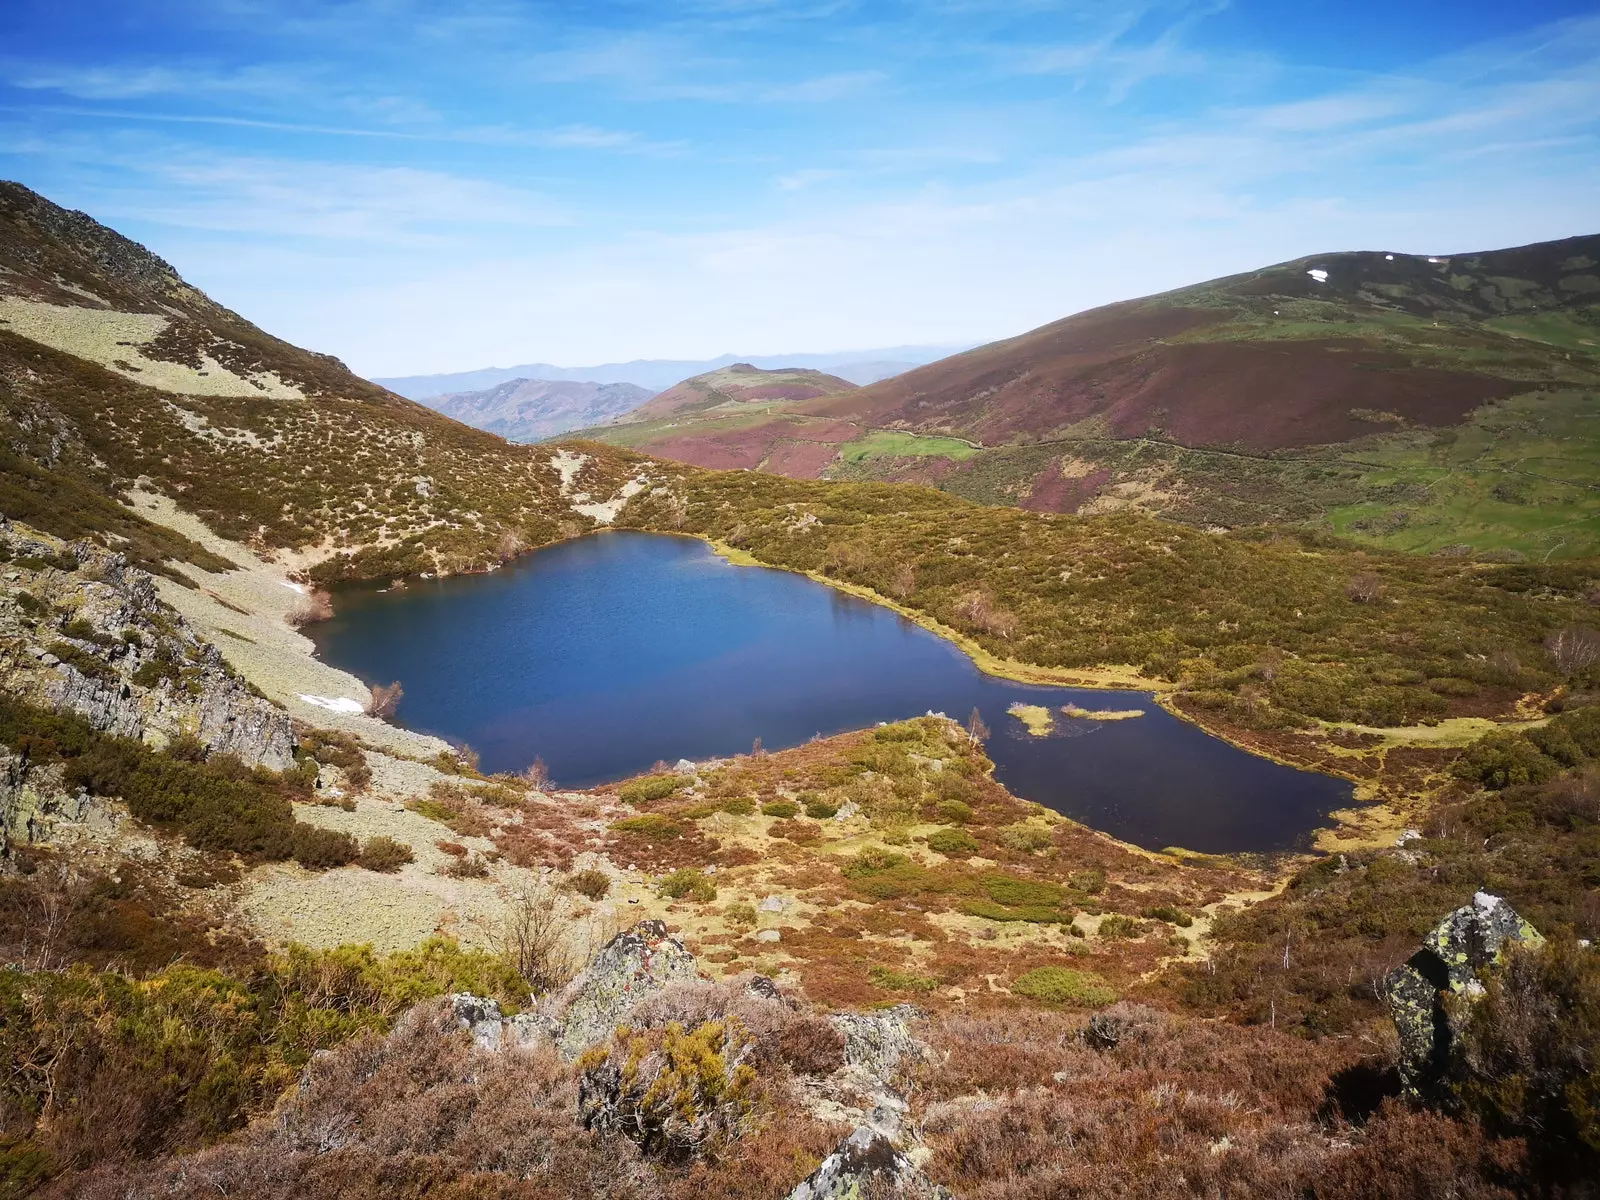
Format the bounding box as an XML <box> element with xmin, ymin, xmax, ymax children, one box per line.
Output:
<box><xmin>357</xmin><ymin>836</ymin><xmax>413</xmax><ymax>873</ymax></box>
<box><xmin>927</xmin><ymin>827</ymin><xmax>980</xmax><ymax>855</ymax></box>
<box><xmin>1011</xmin><ymin>967</ymin><xmax>1118</xmax><ymax>1007</ymax></box>
<box><xmin>568</xmin><ymin>868</ymin><xmax>611</xmax><ymax>900</ymax></box>
<box><xmin>657</xmin><ymin>868</ymin><xmax>717</xmax><ymax>902</ymax></box>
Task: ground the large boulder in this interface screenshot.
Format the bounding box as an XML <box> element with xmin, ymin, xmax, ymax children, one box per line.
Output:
<box><xmin>555</xmin><ymin>920</ymin><xmax>700</xmax><ymax>1058</ymax></box>
<box><xmin>1385</xmin><ymin>891</ymin><xmax>1542</xmax><ymax>1097</ymax></box>
<box><xmin>786</xmin><ymin>1126</ymin><xmax>944</xmax><ymax>1200</ymax></box>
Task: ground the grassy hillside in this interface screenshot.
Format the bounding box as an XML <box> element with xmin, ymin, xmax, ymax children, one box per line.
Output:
<box><xmin>592</xmin><ymin>236</ymin><xmax>1600</xmax><ymax>559</ymax></box>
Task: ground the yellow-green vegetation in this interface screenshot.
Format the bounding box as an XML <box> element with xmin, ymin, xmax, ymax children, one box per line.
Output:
<box><xmin>926</xmin><ymin>827</ymin><xmax>981</xmax><ymax>855</ymax></box>
<box><xmin>835</xmin><ymin>429</ymin><xmax>980</xmax><ymax>464</ymax></box>
<box><xmin>868</xmin><ymin>964</ymin><xmax>941</xmax><ymax>993</ymax></box>
<box><xmin>1061</xmin><ymin>703</ymin><xmax>1145</xmax><ymax>720</ymax></box>
<box><xmin>0</xmin><ymin>936</ymin><xmax>527</xmax><ymax>1190</ymax></box>
<box><xmin>612</xmin><ymin>813</ymin><xmax>684</xmax><ymax>840</ymax></box>
<box><xmin>657</xmin><ymin>868</ymin><xmax>717</xmax><ymax>902</ymax></box>
<box><xmin>1007</xmin><ymin>702</ymin><xmax>1055</xmax><ymax>736</ymax></box>
<box><xmin>580</xmin><ymin>1019</ymin><xmax>758</xmax><ymax>1161</ymax></box>
<box><xmin>620</xmin><ymin>773</ymin><xmax>688</xmax><ymax>806</ymax></box>
<box><xmin>1010</xmin><ymin>965</ymin><xmax>1118</xmax><ymax>1007</ymax></box>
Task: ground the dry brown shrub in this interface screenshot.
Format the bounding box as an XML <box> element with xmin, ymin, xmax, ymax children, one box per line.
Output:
<box><xmin>366</xmin><ymin>680</ymin><xmax>403</xmax><ymax>718</ymax></box>
<box><xmin>1347</xmin><ymin>571</ymin><xmax>1384</xmax><ymax>603</ymax></box>
<box><xmin>283</xmin><ymin>588</ymin><xmax>333</xmax><ymax>627</ymax></box>
<box><xmin>952</xmin><ymin>588</ymin><xmax>1016</xmax><ymax>638</ymax></box>
<box><xmin>1546</xmin><ymin>625</ymin><xmax>1600</xmax><ymax>676</ymax></box>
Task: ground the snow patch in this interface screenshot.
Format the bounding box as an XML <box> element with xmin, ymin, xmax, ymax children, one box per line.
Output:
<box><xmin>299</xmin><ymin>694</ymin><xmax>365</xmax><ymax>714</ymax></box>
<box><xmin>280</xmin><ymin>580</ymin><xmax>307</xmax><ymax>595</ymax></box>
<box><xmin>1385</xmin><ymin>254</ymin><xmax>1395</xmax><ymax>261</ymax></box>
<box><xmin>1306</xmin><ymin>268</ymin><xmax>1329</xmax><ymax>283</ymax></box>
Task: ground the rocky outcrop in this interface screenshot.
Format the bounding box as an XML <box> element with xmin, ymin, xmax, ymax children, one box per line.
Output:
<box><xmin>442</xmin><ymin>922</ymin><xmax>702</xmax><ymax>1059</ymax></box>
<box><xmin>787</xmin><ymin>1126</ymin><xmax>944</xmax><ymax>1200</ymax></box>
<box><xmin>0</xmin><ymin>521</ymin><xmax>294</xmax><ymax>772</ymax></box>
<box><xmin>0</xmin><ymin>749</ymin><xmax>89</xmax><ymax>854</ymax></box>
<box><xmin>554</xmin><ymin>919</ymin><xmax>700</xmax><ymax>1058</ymax></box>
<box><xmin>1385</xmin><ymin>892</ymin><xmax>1542</xmax><ymax>1098</ymax></box>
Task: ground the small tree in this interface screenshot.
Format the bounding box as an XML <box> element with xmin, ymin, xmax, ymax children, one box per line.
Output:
<box><xmin>521</xmin><ymin>756</ymin><xmax>551</xmax><ymax>790</ymax></box>
<box><xmin>1546</xmin><ymin>626</ymin><xmax>1600</xmax><ymax>677</ymax></box>
<box><xmin>498</xmin><ymin>881</ymin><xmax>574</xmax><ymax>992</ymax></box>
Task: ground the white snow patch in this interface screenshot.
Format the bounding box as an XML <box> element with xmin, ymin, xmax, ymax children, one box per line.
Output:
<box><xmin>279</xmin><ymin>580</ymin><xmax>307</xmax><ymax>595</ymax></box>
<box><xmin>1428</xmin><ymin>257</ymin><xmax>1443</xmax><ymax>264</ymax></box>
<box><xmin>299</xmin><ymin>694</ymin><xmax>365</xmax><ymax>714</ymax></box>
<box><xmin>1385</xmin><ymin>254</ymin><xmax>1395</xmax><ymax>261</ymax></box>
<box><xmin>1307</xmin><ymin>268</ymin><xmax>1329</xmax><ymax>283</ymax></box>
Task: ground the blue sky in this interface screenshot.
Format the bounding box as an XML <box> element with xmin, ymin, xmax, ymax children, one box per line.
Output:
<box><xmin>2</xmin><ymin>1</ymin><xmax>1597</xmax><ymax>376</ymax></box>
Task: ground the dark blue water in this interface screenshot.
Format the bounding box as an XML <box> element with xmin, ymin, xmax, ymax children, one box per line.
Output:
<box><xmin>308</xmin><ymin>531</ymin><xmax>1352</xmax><ymax>853</ymax></box>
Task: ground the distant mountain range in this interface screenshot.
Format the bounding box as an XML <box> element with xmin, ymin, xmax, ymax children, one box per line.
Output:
<box><xmin>425</xmin><ymin>378</ymin><xmax>654</xmax><ymax>443</ymax></box>
<box><xmin>372</xmin><ymin>345</ymin><xmax>968</xmax><ymax>399</ymax></box>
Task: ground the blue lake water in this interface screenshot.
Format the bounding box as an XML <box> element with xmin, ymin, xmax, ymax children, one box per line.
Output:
<box><xmin>308</xmin><ymin>531</ymin><xmax>1353</xmax><ymax>853</ymax></box>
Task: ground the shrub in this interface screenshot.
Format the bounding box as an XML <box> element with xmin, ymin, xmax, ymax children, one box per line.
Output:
<box><xmin>803</xmin><ymin>796</ymin><xmax>838</xmax><ymax>819</ymax></box>
<box><xmin>619</xmin><ymin>774</ymin><xmax>686</xmax><ymax>806</ymax></box>
<box><xmin>1097</xmin><ymin>914</ymin><xmax>1146</xmax><ymax>940</ymax></box>
<box><xmin>720</xmin><ymin>797</ymin><xmax>756</xmax><ymax>816</ymax></box>
<box><xmin>983</xmin><ymin>874</ymin><xmax>1064</xmax><ymax>909</ymax></box>
<box><xmin>367</xmin><ymin>680</ymin><xmax>404</xmax><ymax>718</ymax></box>
<box><xmin>291</xmin><ymin>823</ymin><xmax>359</xmax><ymax>869</ymax></box>
<box><xmin>761</xmin><ymin>800</ymin><xmax>799</xmax><ymax>818</ymax></box>
<box><xmin>927</xmin><ymin>827</ymin><xmax>980</xmax><ymax>855</ymax></box>
<box><xmin>657</xmin><ymin>868</ymin><xmax>717</xmax><ymax>902</ymax></box>
<box><xmin>1455</xmin><ymin>731</ymin><xmax>1561</xmax><ymax>790</ymax></box>
<box><xmin>443</xmin><ymin>854</ymin><xmax>490</xmax><ymax>878</ymax></box>
<box><xmin>578</xmin><ymin>1019</ymin><xmax>757</xmax><ymax>1161</ymax></box>
<box><xmin>997</xmin><ymin>823</ymin><xmax>1055</xmax><ymax>854</ymax></box>
<box><xmin>1546</xmin><ymin>625</ymin><xmax>1600</xmax><ymax>677</ymax></box>
<box><xmin>358</xmin><ymin>836</ymin><xmax>414</xmax><ymax>873</ymax></box>
<box><xmin>1011</xmin><ymin>966</ymin><xmax>1117</xmax><ymax>1007</ymax></box>
<box><xmin>611</xmin><ymin>814</ymin><xmax>683</xmax><ymax>840</ymax></box>
<box><xmin>935</xmin><ymin>799</ymin><xmax>974</xmax><ymax>824</ymax></box>
<box><xmin>869</xmin><ymin>965</ymin><xmax>940</xmax><ymax>993</ymax></box>
<box><xmin>724</xmin><ymin>902</ymin><xmax>757</xmax><ymax>928</ymax></box>
<box><xmin>1454</xmin><ymin>938</ymin><xmax>1600</xmax><ymax>1170</ymax></box>
<box><xmin>1347</xmin><ymin>571</ymin><xmax>1385</xmax><ymax>603</ymax></box>
<box><xmin>1141</xmin><ymin>904</ymin><xmax>1194</xmax><ymax>928</ymax></box>
<box><xmin>568</xmin><ymin>869</ymin><xmax>611</xmax><ymax>900</ymax></box>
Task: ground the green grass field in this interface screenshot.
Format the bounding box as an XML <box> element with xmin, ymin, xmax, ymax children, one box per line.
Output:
<box><xmin>835</xmin><ymin>429</ymin><xmax>981</xmax><ymax>464</ymax></box>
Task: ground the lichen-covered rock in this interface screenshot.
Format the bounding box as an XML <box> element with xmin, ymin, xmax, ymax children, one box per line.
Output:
<box><xmin>0</xmin><ymin>522</ymin><xmax>295</xmax><ymax>771</ymax></box>
<box><xmin>1385</xmin><ymin>892</ymin><xmax>1542</xmax><ymax>1097</ymax></box>
<box><xmin>450</xmin><ymin>993</ymin><xmax>507</xmax><ymax>1051</ymax></box>
<box><xmin>831</xmin><ymin>1004</ymin><xmax>924</xmax><ymax>1081</ymax></box>
<box><xmin>554</xmin><ymin>920</ymin><xmax>700</xmax><ymax>1058</ymax></box>
<box><xmin>0</xmin><ymin>749</ymin><xmax>89</xmax><ymax>855</ymax></box>
<box><xmin>786</xmin><ymin>1126</ymin><xmax>944</xmax><ymax>1200</ymax></box>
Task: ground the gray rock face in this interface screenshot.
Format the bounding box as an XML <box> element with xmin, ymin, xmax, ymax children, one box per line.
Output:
<box><xmin>786</xmin><ymin>1126</ymin><xmax>932</xmax><ymax>1200</ymax></box>
<box><xmin>1385</xmin><ymin>892</ymin><xmax>1542</xmax><ymax>1097</ymax></box>
<box><xmin>555</xmin><ymin>919</ymin><xmax>700</xmax><ymax>1058</ymax></box>
<box><xmin>450</xmin><ymin>993</ymin><xmax>509</xmax><ymax>1051</ymax></box>
<box><xmin>0</xmin><ymin>750</ymin><xmax>89</xmax><ymax>855</ymax></box>
<box><xmin>0</xmin><ymin>524</ymin><xmax>295</xmax><ymax>773</ymax></box>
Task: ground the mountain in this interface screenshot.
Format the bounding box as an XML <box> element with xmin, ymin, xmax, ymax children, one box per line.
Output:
<box><xmin>587</xmin><ymin>362</ymin><xmax>862</xmax><ymax>474</ymax></box>
<box><xmin>589</xmin><ymin>236</ymin><xmax>1600</xmax><ymax>559</ymax></box>
<box><xmin>3</xmin><ymin>180</ymin><xmax>1599</xmax><ymax>1199</ymax></box>
<box><xmin>424</xmin><ymin>377</ymin><xmax>654</xmax><ymax>442</ymax></box>
<box><xmin>373</xmin><ymin>345</ymin><xmax>965</xmax><ymax>399</ymax></box>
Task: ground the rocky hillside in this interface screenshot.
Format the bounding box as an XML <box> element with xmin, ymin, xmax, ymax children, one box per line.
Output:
<box><xmin>422</xmin><ymin>377</ymin><xmax>654</xmax><ymax>442</ymax></box>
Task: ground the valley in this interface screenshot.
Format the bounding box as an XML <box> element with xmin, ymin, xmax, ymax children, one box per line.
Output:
<box><xmin>1</xmin><ymin>179</ymin><xmax>1598</xmax><ymax>1197</ymax></box>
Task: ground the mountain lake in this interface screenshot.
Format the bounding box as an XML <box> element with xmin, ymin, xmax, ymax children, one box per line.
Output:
<box><xmin>309</xmin><ymin>530</ymin><xmax>1355</xmax><ymax>853</ymax></box>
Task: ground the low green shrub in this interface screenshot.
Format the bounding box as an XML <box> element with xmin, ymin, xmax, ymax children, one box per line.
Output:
<box><xmin>1097</xmin><ymin>914</ymin><xmax>1146</xmax><ymax>939</ymax></box>
<box><xmin>358</xmin><ymin>836</ymin><xmax>414</xmax><ymax>873</ymax></box>
<box><xmin>611</xmin><ymin>814</ymin><xmax>684</xmax><ymax>840</ymax></box>
<box><xmin>1142</xmin><ymin>904</ymin><xmax>1194</xmax><ymax>928</ymax></box>
<box><xmin>761</xmin><ymin>800</ymin><xmax>799</xmax><ymax>818</ymax></box>
<box><xmin>1011</xmin><ymin>966</ymin><xmax>1118</xmax><ymax>1007</ymax></box>
<box><xmin>935</xmin><ymin>799</ymin><xmax>974</xmax><ymax>824</ymax></box>
<box><xmin>869</xmin><ymin>965</ymin><xmax>940</xmax><ymax>993</ymax></box>
<box><xmin>619</xmin><ymin>774</ymin><xmax>687</xmax><ymax>806</ymax></box>
<box><xmin>927</xmin><ymin>827</ymin><xmax>980</xmax><ymax>855</ymax></box>
<box><xmin>290</xmin><ymin>823</ymin><xmax>358</xmax><ymax>869</ymax></box>
<box><xmin>997</xmin><ymin>823</ymin><xmax>1055</xmax><ymax>854</ymax></box>
<box><xmin>657</xmin><ymin>868</ymin><xmax>716</xmax><ymax>902</ymax></box>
